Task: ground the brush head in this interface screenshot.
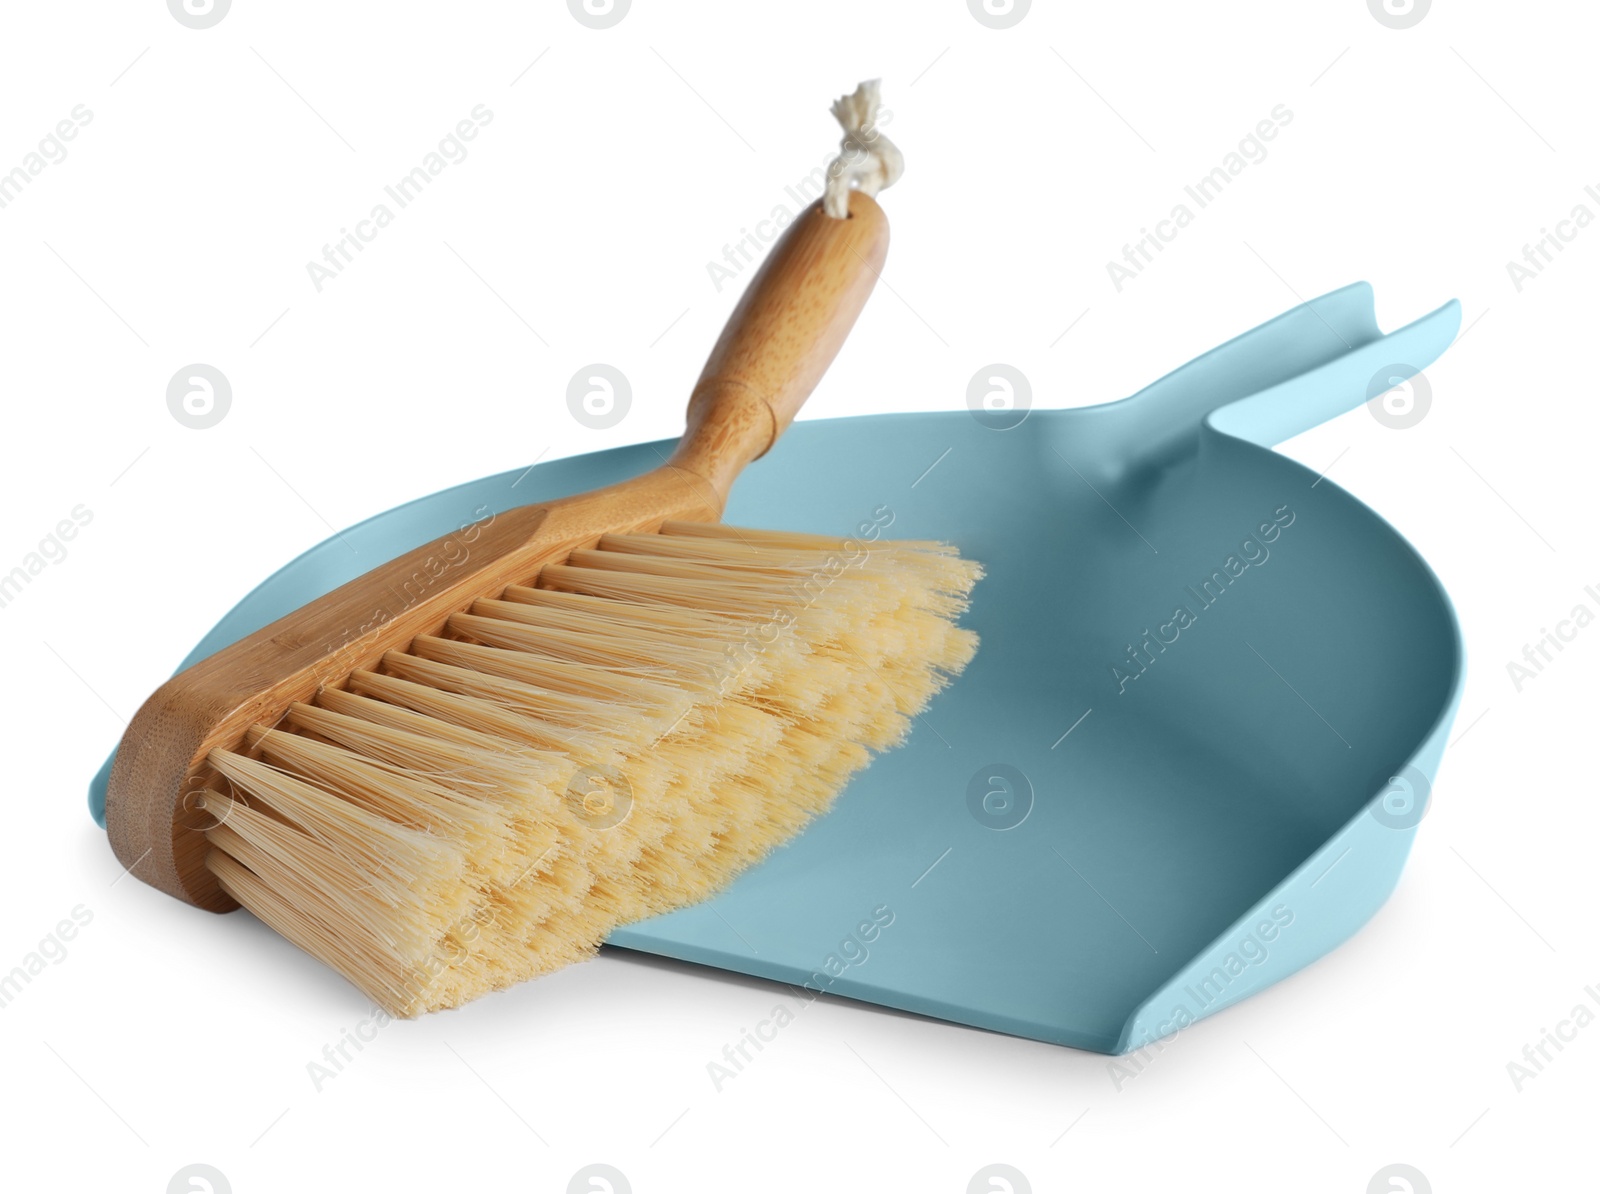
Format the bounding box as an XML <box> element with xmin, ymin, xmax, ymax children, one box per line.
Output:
<box><xmin>129</xmin><ymin>519</ymin><xmax>979</xmax><ymax>1015</ymax></box>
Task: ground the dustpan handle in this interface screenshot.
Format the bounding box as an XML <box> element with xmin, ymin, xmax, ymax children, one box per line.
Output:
<box><xmin>668</xmin><ymin>192</ymin><xmax>890</xmax><ymax>507</ymax></box>
<box><xmin>1103</xmin><ymin>283</ymin><xmax>1460</xmax><ymax>472</ymax></box>
<box><xmin>1204</xmin><ymin>294</ymin><xmax>1460</xmax><ymax>447</ymax></box>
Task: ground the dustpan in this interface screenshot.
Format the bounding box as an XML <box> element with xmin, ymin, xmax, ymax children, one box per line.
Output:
<box><xmin>89</xmin><ymin>282</ymin><xmax>1463</xmax><ymax>1055</ymax></box>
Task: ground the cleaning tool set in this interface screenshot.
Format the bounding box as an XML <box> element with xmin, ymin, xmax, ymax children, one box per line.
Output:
<box><xmin>93</xmin><ymin>82</ymin><xmax>1464</xmax><ymax>1053</ymax></box>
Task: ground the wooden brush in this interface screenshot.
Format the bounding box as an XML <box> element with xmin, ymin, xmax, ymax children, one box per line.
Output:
<box><xmin>105</xmin><ymin>187</ymin><xmax>981</xmax><ymax>1017</ymax></box>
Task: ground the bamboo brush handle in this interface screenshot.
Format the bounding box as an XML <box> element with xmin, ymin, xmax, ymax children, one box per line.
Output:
<box><xmin>669</xmin><ymin>190</ymin><xmax>889</xmax><ymax>504</ymax></box>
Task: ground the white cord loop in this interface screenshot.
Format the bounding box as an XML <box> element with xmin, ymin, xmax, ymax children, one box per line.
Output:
<box><xmin>822</xmin><ymin>80</ymin><xmax>902</xmax><ymax>219</ymax></box>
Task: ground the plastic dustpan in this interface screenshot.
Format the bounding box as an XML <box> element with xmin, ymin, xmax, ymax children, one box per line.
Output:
<box><xmin>89</xmin><ymin>282</ymin><xmax>1463</xmax><ymax>1055</ymax></box>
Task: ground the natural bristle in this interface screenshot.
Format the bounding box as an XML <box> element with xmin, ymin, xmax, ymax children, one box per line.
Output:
<box><xmin>202</xmin><ymin>522</ymin><xmax>981</xmax><ymax>1016</ymax></box>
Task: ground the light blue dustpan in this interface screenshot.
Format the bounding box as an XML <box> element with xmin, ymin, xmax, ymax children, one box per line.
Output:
<box><xmin>90</xmin><ymin>283</ymin><xmax>1462</xmax><ymax>1054</ymax></box>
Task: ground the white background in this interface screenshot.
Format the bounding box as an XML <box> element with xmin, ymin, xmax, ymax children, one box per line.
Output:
<box><xmin>1</xmin><ymin>1</ymin><xmax>1594</xmax><ymax>1191</ymax></box>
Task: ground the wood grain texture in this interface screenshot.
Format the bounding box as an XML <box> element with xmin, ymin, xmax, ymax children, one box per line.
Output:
<box><xmin>669</xmin><ymin>191</ymin><xmax>888</xmax><ymax>502</ymax></box>
<box><xmin>105</xmin><ymin>192</ymin><xmax>889</xmax><ymax>910</ymax></box>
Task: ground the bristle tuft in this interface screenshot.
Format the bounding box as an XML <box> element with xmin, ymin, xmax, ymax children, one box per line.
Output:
<box><xmin>204</xmin><ymin>522</ymin><xmax>980</xmax><ymax>1014</ymax></box>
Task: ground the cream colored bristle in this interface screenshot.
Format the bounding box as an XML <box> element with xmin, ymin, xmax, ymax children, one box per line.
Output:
<box><xmin>202</xmin><ymin>523</ymin><xmax>981</xmax><ymax>1016</ymax></box>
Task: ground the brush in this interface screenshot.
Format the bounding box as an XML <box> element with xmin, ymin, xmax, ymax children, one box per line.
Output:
<box><xmin>105</xmin><ymin>86</ymin><xmax>981</xmax><ymax>1016</ymax></box>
